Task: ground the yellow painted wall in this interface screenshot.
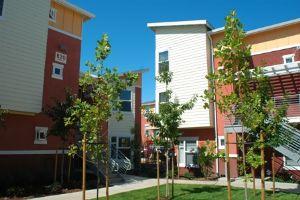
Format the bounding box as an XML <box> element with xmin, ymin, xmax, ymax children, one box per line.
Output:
<box><xmin>49</xmin><ymin>1</ymin><xmax>83</xmax><ymax>37</ymax></box>
<box><xmin>211</xmin><ymin>23</ymin><xmax>300</xmax><ymax>54</ymax></box>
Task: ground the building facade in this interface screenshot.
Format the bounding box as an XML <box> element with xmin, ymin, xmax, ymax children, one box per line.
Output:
<box><xmin>0</xmin><ymin>0</ymin><xmax>94</xmax><ymax>185</ymax></box>
<box><xmin>147</xmin><ymin>21</ymin><xmax>216</xmax><ymax>175</ymax></box>
<box><xmin>147</xmin><ymin>18</ymin><xmax>300</xmax><ymax>178</ymax></box>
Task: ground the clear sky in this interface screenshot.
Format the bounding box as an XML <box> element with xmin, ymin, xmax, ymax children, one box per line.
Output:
<box><xmin>69</xmin><ymin>0</ymin><xmax>300</xmax><ymax>103</ymax></box>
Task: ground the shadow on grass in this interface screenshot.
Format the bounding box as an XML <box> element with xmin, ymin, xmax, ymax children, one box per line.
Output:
<box><xmin>172</xmin><ymin>185</ymin><xmax>224</xmax><ymax>199</ymax></box>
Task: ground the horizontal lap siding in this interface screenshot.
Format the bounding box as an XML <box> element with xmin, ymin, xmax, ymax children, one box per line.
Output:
<box><xmin>0</xmin><ymin>0</ymin><xmax>50</xmax><ymax>113</ymax></box>
<box><xmin>155</xmin><ymin>26</ymin><xmax>211</xmax><ymax>128</ymax></box>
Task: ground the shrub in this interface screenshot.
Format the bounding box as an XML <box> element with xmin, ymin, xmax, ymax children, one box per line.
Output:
<box><xmin>6</xmin><ymin>186</ymin><xmax>25</xmax><ymax>197</ymax></box>
<box><xmin>183</xmin><ymin>172</ymin><xmax>194</xmax><ymax>180</ymax></box>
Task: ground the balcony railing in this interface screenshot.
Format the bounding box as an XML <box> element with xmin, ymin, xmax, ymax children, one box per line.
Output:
<box><xmin>224</xmin><ymin>94</ymin><xmax>300</xmax><ymax>128</ymax></box>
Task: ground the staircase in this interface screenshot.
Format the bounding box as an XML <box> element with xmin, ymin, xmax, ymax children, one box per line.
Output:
<box><xmin>275</xmin><ymin>123</ymin><xmax>300</xmax><ymax>164</ymax></box>
<box><xmin>86</xmin><ymin>146</ymin><xmax>132</xmax><ymax>184</ymax></box>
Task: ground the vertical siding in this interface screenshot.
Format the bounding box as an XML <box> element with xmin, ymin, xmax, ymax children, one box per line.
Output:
<box><xmin>154</xmin><ymin>25</ymin><xmax>211</xmax><ymax>128</ymax></box>
<box><xmin>0</xmin><ymin>0</ymin><xmax>50</xmax><ymax>113</ymax></box>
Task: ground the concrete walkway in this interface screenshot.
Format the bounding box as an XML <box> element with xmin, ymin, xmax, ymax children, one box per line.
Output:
<box><xmin>32</xmin><ymin>176</ymin><xmax>300</xmax><ymax>200</ymax></box>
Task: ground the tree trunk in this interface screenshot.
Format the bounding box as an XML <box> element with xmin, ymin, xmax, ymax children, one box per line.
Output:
<box><xmin>260</xmin><ymin>132</ymin><xmax>265</xmax><ymax>200</ymax></box>
<box><xmin>82</xmin><ymin>134</ymin><xmax>86</xmax><ymax>200</ymax></box>
<box><xmin>225</xmin><ymin>133</ymin><xmax>232</xmax><ymax>200</ymax></box>
<box><xmin>251</xmin><ymin>167</ymin><xmax>256</xmax><ymax>197</ymax></box>
<box><xmin>165</xmin><ymin>150</ymin><xmax>169</xmax><ymax>198</ymax></box>
<box><xmin>61</xmin><ymin>141</ymin><xmax>65</xmax><ymax>186</ymax></box>
<box><xmin>106</xmin><ymin>141</ymin><xmax>110</xmax><ymax>200</ymax></box>
<box><xmin>54</xmin><ymin>150</ymin><xmax>58</xmax><ymax>183</ymax></box>
<box><xmin>272</xmin><ymin>152</ymin><xmax>276</xmax><ymax>199</ymax></box>
<box><xmin>68</xmin><ymin>156</ymin><xmax>72</xmax><ymax>184</ymax></box>
<box><xmin>241</xmin><ymin>132</ymin><xmax>248</xmax><ymax>200</ymax></box>
<box><xmin>171</xmin><ymin>152</ymin><xmax>174</xmax><ymax>198</ymax></box>
<box><xmin>157</xmin><ymin>148</ymin><xmax>160</xmax><ymax>200</ymax></box>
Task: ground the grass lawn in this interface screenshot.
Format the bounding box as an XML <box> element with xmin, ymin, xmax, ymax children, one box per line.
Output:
<box><xmin>97</xmin><ymin>184</ymin><xmax>300</xmax><ymax>200</ymax></box>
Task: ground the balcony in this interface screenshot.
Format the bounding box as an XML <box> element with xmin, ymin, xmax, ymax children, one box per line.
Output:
<box><xmin>224</xmin><ymin>94</ymin><xmax>300</xmax><ymax>133</ymax></box>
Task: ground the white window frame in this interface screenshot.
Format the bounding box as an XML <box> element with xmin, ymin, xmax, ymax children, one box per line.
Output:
<box><xmin>49</xmin><ymin>7</ymin><xmax>57</xmax><ymax>22</ymax></box>
<box><xmin>282</xmin><ymin>54</ymin><xmax>295</xmax><ymax>64</ymax></box>
<box><xmin>158</xmin><ymin>50</ymin><xmax>169</xmax><ymax>73</ymax></box>
<box><xmin>34</xmin><ymin>127</ymin><xmax>48</xmax><ymax>145</ymax></box>
<box><xmin>283</xmin><ymin>156</ymin><xmax>300</xmax><ymax>170</ymax></box>
<box><xmin>119</xmin><ymin>90</ymin><xmax>132</xmax><ymax>112</ymax></box>
<box><xmin>178</xmin><ymin>137</ymin><xmax>198</xmax><ymax>167</ymax></box>
<box><xmin>52</xmin><ymin>63</ymin><xmax>64</xmax><ymax>80</ymax></box>
<box><xmin>218</xmin><ymin>136</ymin><xmax>225</xmax><ymax>150</ymax></box>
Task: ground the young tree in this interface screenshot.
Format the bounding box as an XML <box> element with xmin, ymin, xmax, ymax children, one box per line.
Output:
<box><xmin>203</xmin><ymin>11</ymin><xmax>287</xmax><ymax>200</ymax></box>
<box><xmin>65</xmin><ymin>34</ymin><xmax>138</xmax><ymax>200</ymax></box>
<box><xmin>145</xmin><ymin>70</ymin><xmax>197</xmax><ymax>199</ymax></box>
<box><xmin>45</xmin><ymin>91</ymin><xmax>76</xmax><ymax>185</ymax></box>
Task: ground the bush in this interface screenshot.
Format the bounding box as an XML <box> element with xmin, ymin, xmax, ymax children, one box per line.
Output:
<box><xmin>183</xmin><ymin>172</ymin><xmax>194</xmax><ymax>180</ymax></box>
<box><xmin>45</xmin><ymin>182</ymin><xmax>62</xmax><ymax>194</ymax></box>
<box><xmin>6</xmin><ymin>186</ymin><xmax>25</xmax><ymax>197</ymax></box>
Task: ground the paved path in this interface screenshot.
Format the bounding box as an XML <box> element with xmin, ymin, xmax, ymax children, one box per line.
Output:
<box><xmin>32</xmin><ymin>176</ymin><xmax>300</xmax><ymax>200</ymax></box>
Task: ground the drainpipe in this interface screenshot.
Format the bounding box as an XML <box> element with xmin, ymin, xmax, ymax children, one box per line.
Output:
<box><xmin>208</xmin><ymin>33</ymin><xmax>219</xmax><ymax>176</ymax></box>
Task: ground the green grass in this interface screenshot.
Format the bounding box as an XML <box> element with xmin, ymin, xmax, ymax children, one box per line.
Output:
<box><xmin>96</xmin><ymin>184</ymin><xmax>300</xmax><ymax>200</ymax></box>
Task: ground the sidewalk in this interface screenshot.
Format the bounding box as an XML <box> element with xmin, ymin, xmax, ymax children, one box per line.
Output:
<box><xmin>32</xmin><ymin>176</ymin><xmax>300</xmax><ymax>199</ymax></box>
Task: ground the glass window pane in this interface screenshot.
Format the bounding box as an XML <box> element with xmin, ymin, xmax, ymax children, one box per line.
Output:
<box><xmin>159</xmin><ymin>92</ymin><xmax>167</xmax><ymax>103</ymax></box>
<box><xmin>186</xmin><ymin>141</ymin><xmax>197</xmax><ymax>152</ymax></box>
<box><xmin>111</xmin><ymin>144</ymin><xmax>117</xmax><ymax>159</ymax></box>
<box><xmin>111</xmin><ymin>137</ymin><xmax>116</xmax><ymax>143</ymax></box>
<box><xmin>0</xmin><ymin>0</ymin><xmax>3</xmax><ymax>16</ymax></box>
<box><xmin>186</xmin><ymin>153</ymin><xmax>196</xmax><ymax>165</ymax></box>
<box><xmin>285</xmin><ymin>57</ymin><xmax>293</xmax><ymax>63</ymax></box>
<box><xmin>159</xmin><ymin>51</ymin><xmax>168</xmax><ymax>62</ymax></box>
<box><xmin>54</xmin><ymin>68</ymin><xmax>61</xmax><ymax>75</ymax></box>
<box><xmin>179</xmin><ymin>146</ymin><xmax>184</xmax><ymax>164</ymax></box>
<box><xmin>120</xmin><ymin>90</ymin><xmax>131</xmax><ymax>100</ymax></box>
<box><xmin>121</xmin><ymin>101</ymin><xmax>131</xmax><ymax>112</ymax></box>
<box><xmin>159</xmin><ymin>61</ymin><xmax>169</xmax><ymax>73</ymax></box>
<box><xmin>119</xmin><ymin>137</ymin><xmax>130</xmax><ymax>148</ymax></box>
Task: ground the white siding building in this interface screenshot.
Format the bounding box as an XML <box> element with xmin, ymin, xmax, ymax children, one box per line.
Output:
<box><xmin>148</xmin><ymin>20</ymin><xmax>214</xmax><ymax>128</ymax></box>
<box><xmin>0</xmin><ymin>0</ymin><xmax>50</xmax><ymax>113</ymax></box>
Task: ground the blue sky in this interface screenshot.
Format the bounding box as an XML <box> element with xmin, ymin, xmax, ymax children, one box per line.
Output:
<box><xmin>69</xmin><ymin>0</ymin><xmax>300</xmax><ymax>102</ymax></box>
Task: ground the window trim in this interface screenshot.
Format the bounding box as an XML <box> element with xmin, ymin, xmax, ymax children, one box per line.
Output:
<box><xmin>218</xmin><ymin>136</ymin><xmax>225</xmax><ymax>150</ymax></box>
<box><xmin>283</xmin><ymin>156</ymin><xmax>300</xmax><ymax>170</ymax></box>
<box><xmin>282</xmin><ymin>54</ymin><xmax>295</xmax><ymax>64</ymax></box>
<box><xmin>52</xmin><ymin>62</ymin><xmax>64</xmax><ymax>80</ymax></box>
<box><xmin>158</xmin><ymin>50</ymin><xmax>169</xmax><ymax>73</ymax></box>
<box><xmin>34</xmin><ymin>127</ymin><xmax>48</xmax><ymax>145</ymax></box>
<box><xmin>49</xmin><ymin>7</ymin><xmax>57</xmax><ymax>23</ymax></box>
<box><xmin>119</xmin><ymin>90</ymin><xmax>132</xmax><ymax>112</ymax></box>
<box><xmin>178</xmin><ymin>137</ymin><xmax>198</xmax><ymax>167</ymax></box>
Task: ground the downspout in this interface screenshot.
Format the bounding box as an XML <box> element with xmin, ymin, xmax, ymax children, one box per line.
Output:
<box><xmin>208</xmin><ymin>33</ymin><xmax>219</xmax><ymax>176</ymax></box>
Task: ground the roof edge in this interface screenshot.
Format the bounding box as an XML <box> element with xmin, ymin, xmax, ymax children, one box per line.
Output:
<box><xmin>55</xmin><ymin>0</ymin><xmax>95</xmax><ymax>20</ymax></box>
<box><xmin>147</xmin><ymin>20</ymin><xmax>214</xmax><ymax>31</ymax></box>
<box><xmin>209</xmin><ymin>18</ymin><xmax>300</xmax><ymax>36</ymax></box>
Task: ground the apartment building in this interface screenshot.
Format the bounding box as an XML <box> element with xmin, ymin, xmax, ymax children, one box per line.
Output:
<box><xmin>147</xmin><ymin>18</ymin><xmax>300</xmax><ymax>178</ymax></box>
<box><xmin>147</xmin><ymin>20</ymin><xmax>216</xmax><ymax>175</ymax></box>
<box><xmin>0</xmin><ymin>0</ymin><xmax>94</xmax><ymax>184</ymax></box>
<box><xmin>210</xmin><ymin>19</ymin><xmax>300</xmax><ymax>178</ymax></box>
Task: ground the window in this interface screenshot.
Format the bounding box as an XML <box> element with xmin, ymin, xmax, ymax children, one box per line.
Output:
<box><xmin>158</xmin><ymin>51</ymin><xmax>169</xmax><ymax>73</ymax></box>
<box><xmin>218</xmin><ymin>136</ymin><xmax>225</xmax><ymax>149</ymax></box>
<box><xmin>283</xmin><ymin>54</ymin><xmax>295</xmax><ymax>64</ymax></box>
<box><xmin>34</xmin><ymin>127</ymin><xmax>48</xmax><ymax>144</ymax></box>
<box><xmin>0</xmin><ymin>0</ymin><xmax>4</xmax><ymax>18</ymax></box>
<box><xmin>145</xmin><ymin>130</ymin><xmax>150</xmax><ymax>137</ymax></box>
<box><xmin>159</xmin><ymin>92</ymin><xmax>168</xmax><ymax>103</ymax></box>
<box><xmin>284</xmin><ymin>156</ymin><xmax>300</xmax><ymax>170</ymax></box>
<box><xmin>119</xmin><ymin>90</ymin><xmax>132</xmax><ymax>112</ymax></box>
<box><xmin>178</xmin><ymin>139</ymin><xmax>198</xmax><ymax>167</ymax></box>
<box><xmin>52</xmin><ymin>63</ymin><xmax>64</xmax><ymax>80</ymax></box>
<box><xmin>49</xmin><ymin>7</ymin><xmax>57</xmax><ymax>22</ymax></box>
<box><xmin>118</xmin><ymin>137</ymin><xmax>131</xmax><ymax>158</ymax></box>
